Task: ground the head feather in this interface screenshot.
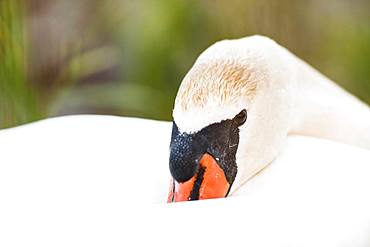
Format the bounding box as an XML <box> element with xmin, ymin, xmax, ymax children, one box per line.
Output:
<box><xmin>175</xmin><ymin>59</ymin><xmax>257</xmax><ymax>112</ymax></box>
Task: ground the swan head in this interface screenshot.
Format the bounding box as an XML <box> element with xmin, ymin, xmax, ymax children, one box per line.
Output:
<box><xmin>168</xmin><ymin>35</ymin><xmax>294</xmax><ymax>202</ymax></box>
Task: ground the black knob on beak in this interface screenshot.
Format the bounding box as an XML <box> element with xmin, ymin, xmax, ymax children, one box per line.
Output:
<box><xmin>169</xmin><ymin>123</ymin><xmax>203</xmax><ymax>183</ymax></box>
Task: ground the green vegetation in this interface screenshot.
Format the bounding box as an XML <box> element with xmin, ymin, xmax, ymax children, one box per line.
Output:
<box><xmin>0</xmin><ymin>0</ymin><xmax>40</xmax><ymax>128</ymax></box>
<box><xmin>1</xmin><ymin>0</ymin><xmax>369</xmax><ymax>128</ymax></box>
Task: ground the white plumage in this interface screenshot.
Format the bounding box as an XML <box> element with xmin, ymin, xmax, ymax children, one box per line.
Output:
<box><xmin>1</xmin><ymin>115</ymin><xmax>370</xmax><ymax>246</ymax></box>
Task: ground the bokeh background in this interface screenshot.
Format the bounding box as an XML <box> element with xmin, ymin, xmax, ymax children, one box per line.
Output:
<box><xmin>1</xmin><ymin>0</ymin><xmax>370</xmax><ymax>129</ymax></box>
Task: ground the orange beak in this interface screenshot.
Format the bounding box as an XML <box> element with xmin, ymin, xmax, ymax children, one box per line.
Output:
<box><xmin>167</xmin><ymin>153</ymin><xmax>230</xmax><ymax>202</ymax></box>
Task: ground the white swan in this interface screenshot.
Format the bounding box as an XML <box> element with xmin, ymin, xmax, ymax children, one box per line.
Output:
<box><xmin>168</xmin><ymin>35</ymin><xmax>370</xmax><ymax>202</ymax></box>
<box><xmin>1</xmin><ymin>35</ymin><xmax>370</xmax><ymax>246</ymax></box>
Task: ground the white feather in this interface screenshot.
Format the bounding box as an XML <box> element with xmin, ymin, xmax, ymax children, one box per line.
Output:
<box><xmin>1</xmin><ymin>116</ymin><xmax>370</xmax><ymax>246</ymax></box>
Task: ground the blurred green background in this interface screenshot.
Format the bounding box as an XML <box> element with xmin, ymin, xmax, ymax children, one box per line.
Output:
<box><xmin>1</xmin><ymin>0</ymin><xmax>369</xmax><ymax>129</ymax></box>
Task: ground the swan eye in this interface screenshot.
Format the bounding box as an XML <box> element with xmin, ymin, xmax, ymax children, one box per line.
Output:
<box><xmin>233</xmin><ymin>109</ymin><xmax>247</xmax><ymax>126</ymax></box>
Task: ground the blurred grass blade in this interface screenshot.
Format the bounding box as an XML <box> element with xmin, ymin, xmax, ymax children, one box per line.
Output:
<box><xmin>0</xmin><ymin>0</ymin><xmax>41</xmax><ymax>129</ymax></box>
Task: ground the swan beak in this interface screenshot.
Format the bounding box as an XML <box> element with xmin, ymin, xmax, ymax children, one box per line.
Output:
<box><xmin>167</xmin><ymin>153</ymin><xmax>230</xmax><ymax>202</ymax></box>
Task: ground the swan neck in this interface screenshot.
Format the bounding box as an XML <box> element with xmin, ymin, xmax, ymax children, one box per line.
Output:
<box><xmin>290</xmin><ymin>59</ymin><xmax>370</xmax><ymax>149</ymax></box>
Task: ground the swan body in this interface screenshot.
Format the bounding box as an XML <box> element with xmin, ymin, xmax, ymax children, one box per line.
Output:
<box><xmin>0</xmin><ymin>115</ymin><xmax>171</xmax><ymax>204</ymax></box>
<box><xmin>1</xmin><ymin>116</ymin><xmax>370</xmax><ymax>246</ymax></box>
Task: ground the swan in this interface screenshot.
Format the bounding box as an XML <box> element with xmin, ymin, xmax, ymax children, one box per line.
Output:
<box><xmin>167</xmin><ymin>35</ymin><xmax>370</xmax><ymax>202</ymax></box>
<box><xmin>1</xmin><ymin>35</ymin><xmax>370</xmax><ymax>246</ymax></box>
